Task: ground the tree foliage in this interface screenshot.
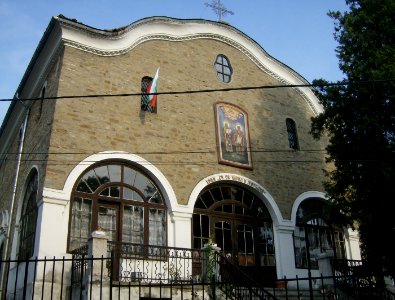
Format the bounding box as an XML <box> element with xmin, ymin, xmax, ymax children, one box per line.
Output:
<box><xmin>311</xmin><ymin>0</ymin><xmax>395</xmax><ymax>279</ymax></box>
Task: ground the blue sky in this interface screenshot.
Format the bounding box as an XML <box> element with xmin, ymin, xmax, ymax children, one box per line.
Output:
<box><xmin>0</xmin><ymin>0</ymin><xmax>348</xmax><ymax>125</ymax></box>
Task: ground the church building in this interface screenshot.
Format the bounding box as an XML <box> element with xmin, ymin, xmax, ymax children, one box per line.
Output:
<box><xmin>0</xmin><ymin>15</ymin><xmax>361</xmax><ymax>297</ymax></box>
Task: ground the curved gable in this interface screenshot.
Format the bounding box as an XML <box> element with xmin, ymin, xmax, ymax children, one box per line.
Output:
<box><xmin>58</xmin><ymin>16</ymin><xmax>322</xmax><ymax>115</ymax></box>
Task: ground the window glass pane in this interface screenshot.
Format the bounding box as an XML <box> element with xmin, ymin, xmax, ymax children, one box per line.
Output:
<box><xmin>334</xmin><ymin>231</ymin><xmax>346</xmax><ymax>259</ymax></box>
<box><xmin>108</xmin><ymin>165</ymin><xmax>121</xmax><ymax>182</ymax></box>
<box><xmin>210</xmin><ymin>187</ymin><xmax>222</xmax><ymax>201</ymax></box>
<box><xmin>215</xmin><ymin>204</ymin><xmax>232</xmax><ymax>213</ymax></box>
<box><xmin>123</xmin><ymin>206</ymin><xmax>144</xmax><ymax>244</ymax></box>
<box><xmin>123</xmin><ymin>187</ymin><xmax>143</xmax><ymax>201</ymax></box>
<box><xmin>193</xmin><ymin>214</ymin><xmax>210</xmax><ymax>249</ymax></box>
<box><xmin>124</xmin><ymin>167</ymin><xmax>137</xmax><ymax>185</ymax></box>
<box><xmin>237</xmin><ymin>224</ymin><xmax>255</xmax><ymax>266</ymax></box>
<box><xmin>242</xmin><ymin>192</ymin><xmax>253</xmax><ymax>209</ymax></box>
<box><xmin>133</xmin><ymin>172</ymin><xmax>149</xmax><ymax>192</ymax></box>
<box><xmin>81</xmin><ymin>170</ymin><xmax>100</xmax><ymax>193</ymax></box>
<box><xmin>70</xmin><ymin>197</ymin><xmax>92</xmax><ymax>251</ymax></box>
<box><xmin>234</xmin><ymin>205</ymin><xmax>244</xmax><ymax>215</ymax></box>
<box><xmin>256</xmin><ymin>223</ymin><xmax>275</xmax><ymax>266</ymax></box>
<box><xmin>294</xmin><ymin>226</ymin><xmax>307</xmax><ymax>268</ymax></box>
<box><xmin>149</xmin><ymin>209</ymin><xmax>166</xmax><ymax>246</ymax></box>
<box><xmin>221</xmin><ymin>187</ymin><xmax>231</xmax><ymax>200</ymax></box>
<box><xmin>195</xmin><ymin>198</ymin><xmax>207</xmax><ymax>209</ymax></box>
<box><xmin>76</xmin><ymin>181</ymin><xmax>91</xmax><ymax>193</ymax></box>
<box><xmin>215</xmin><ymin>221</ymin><xmax>231</xmax><ymax>253</ymax></box>
<box><xmin>148</xmin><ymin>191</ymin><xmax>163</xmax><ymax>204</ymax></box>
<box><xmin>110</xmin><ymin>186</ymin><xmax>120</xmax><ymax>198</ymax></box>
<box><xmin>94</xmin><ymin>166</ymin><xmax>110</xmax><ymax>185</ymax></box>
<box><xmin>98</xmin><ymin>206</ymin><xmax>117</xmax><ymax>242</ymax></box>
<box><xmin>100</xmin><ymin>188</ymin><xmax>109</xmax><ymax>196</ymax></box>
<box><xmin>200</xmin><ymin>191</ymin><xmax>215</xmax><ymax>208</ymax></box>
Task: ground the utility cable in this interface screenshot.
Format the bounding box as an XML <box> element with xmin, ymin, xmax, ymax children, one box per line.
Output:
<box><xmin>0</xmin><ymin>78</ymin><xmax>394</xmax><ymax>102</ymax></box>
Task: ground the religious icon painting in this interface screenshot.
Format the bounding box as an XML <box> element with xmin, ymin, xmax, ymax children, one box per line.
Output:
<box><xmin>214</xmin><ymin>102</ymin><xmax>253</xmax><ymax>169</ymax></box>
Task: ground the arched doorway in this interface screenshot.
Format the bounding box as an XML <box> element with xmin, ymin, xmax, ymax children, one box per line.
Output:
<box><xmin>192</xmin><ymin>183</ymin><xmax>276</xmax><ymax>284</ymax></box>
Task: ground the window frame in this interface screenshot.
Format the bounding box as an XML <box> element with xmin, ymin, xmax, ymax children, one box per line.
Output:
<box><xmin>18</xmin><ymin>169</ymin><xmax>39</xmax><ymax>260</ymax></box>
<box><xmin>214</xmin><ymin>54</ymin><xmax>233</xmax><ymax>83</ymax></box>
<box><xmin>67</xmin><ymin>161</ymin><xmax>166</xmax><ymax>253</ymax></box>
<box><xmin>286</xmin><ymin>118</ymin><xmax>300</xmax><ymax>150</ymax></box>
<box><xmin>141</xmin><ymin>76</ymin><xmax>157</xmax><ymax>113</ymax></box>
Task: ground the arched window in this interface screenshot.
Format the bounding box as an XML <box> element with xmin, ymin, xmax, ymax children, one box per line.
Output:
<box><xmin>68</xmin><ymin>162</ymin><xmax>166</xmax><ymax>252</ymax></box>
<box><xmin>286</xmin><ymin>118</ymin><xmax>299</xmax><ymax>150</ymax></box>
<box><xmin>18</xmin><ymin>169</ymin><xmax>38</xmax><ymax>259</ymax></box>
<box><xmin>214</xmin><ymin>54</ymin><xmax>232</xmax><ymax>83</ymax></box>
<box><xmin>293</xmin><ymin>199</ymin><xmax>346</xmax><ymax>269</ymax></box>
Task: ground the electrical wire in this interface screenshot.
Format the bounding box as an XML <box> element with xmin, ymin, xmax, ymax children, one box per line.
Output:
<box><xmin>0</xmin><ymin>148</ymin><xmax>327</xmax><ymax>156</ymax></box>
<box><xmin>0</xmin><ymin>78</ymin><xmax>394</xmax><ymax>102</ymax></box>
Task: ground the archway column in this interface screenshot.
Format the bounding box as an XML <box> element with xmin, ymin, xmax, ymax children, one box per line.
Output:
<box><xmin>168</xmin><ymin>210</ymin><xmax>192</xmax><ymax>249</ymax></box>
<box><xmin>35</xmin><ymin>188</ymin><xmax>70</xmax><ymax>258</ymax></box>
<box><xmin>274</xmin><ymin>222</ymin><xmax>296</xmax><ymax>279</ymax></box>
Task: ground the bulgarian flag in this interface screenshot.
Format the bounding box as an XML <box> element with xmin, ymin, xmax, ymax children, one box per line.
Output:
<box><xmin>146</xmin><ymin>67</ymin><xmax>159</xmax><ymax>109</ymax></box>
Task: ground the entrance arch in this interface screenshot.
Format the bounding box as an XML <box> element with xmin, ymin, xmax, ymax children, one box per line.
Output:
<box><xmin>190</xmin><ymin>174</ymin><xmax>281</xmax><ymax>285</ymax></box>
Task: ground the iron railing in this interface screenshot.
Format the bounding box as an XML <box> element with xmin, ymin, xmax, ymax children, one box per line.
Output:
<box><xmin>214</xmin><ymin>251</ymin><xmax>276</xmax><ymax>299</ymax></box>
<box><xmin>1</xmin><ymin>251</ymin><xmax>394</xmax><ymax>300</ymax></box>
<box><xmin>107</xmin><ymin>241</ymin><xmax>205</xmax><ymax>283</ymax></box>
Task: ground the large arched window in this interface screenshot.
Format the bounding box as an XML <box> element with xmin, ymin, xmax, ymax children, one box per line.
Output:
<box><xmin>18</xmin><ymin>169</ymin><xmax>38</xmax><ymax>259</ymax></box>
<box><xmin>293</xmin><ymin>199</ymin><xmax>346</xmax><ymax>269</ymax></box>
<box><xmin>68</xmin><ymin>162</ymin><xmax>166</xmax><ymax>252</ymax></box>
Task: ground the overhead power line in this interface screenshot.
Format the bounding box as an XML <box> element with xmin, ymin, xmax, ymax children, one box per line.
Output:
<box><xmin>0</xmin><ymin>78</ymin><xmax>393</xmax><ymax>102</ymax></box>
<box><xmin>0</xmin><ymin>148</ymin><xmax>327</xmax><ymax>156</ymax></box>
<box><xmin>0</xmin><ymin>157</ymin><xmax>391</xmax><ymax>166</ymax></box>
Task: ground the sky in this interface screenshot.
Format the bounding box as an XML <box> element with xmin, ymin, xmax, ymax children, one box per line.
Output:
<box><xmin>0</xmin><ymin>0</ymin><xmax>349</xmax><ymax>126</ymax></box>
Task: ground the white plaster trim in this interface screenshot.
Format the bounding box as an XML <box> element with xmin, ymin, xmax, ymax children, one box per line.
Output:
<box><xmin>39</xmin><ymin>196</ymin><xmax>69</xmax><ymax>207</ymax></box>
<box><xmin>187</xmin><ymin>173</ymin><xmax>284</xmax><ymax>226</ymax></box>
<box><xmin>57</xmin><ymin>17</ymin><xmax>322</xmax><ymax>115</ymax></box>
<box><xmin>42</xmin><ymin>187</ymin><xmax>70</xmax><ymax>202</ymax></box>
<box><xmin>51</xmin><ymin>151</ymin><xmax>178</xmax><ymax>211</ymax></box>
<box><xmin>169</xmin><ymin>211</ymin><xmax>193</xmax><ymax>221</ymax></box>
<box><xmin>290</xmin><ymin>191</ymin><xmax>327</xmax><ymax>226</ymax></box>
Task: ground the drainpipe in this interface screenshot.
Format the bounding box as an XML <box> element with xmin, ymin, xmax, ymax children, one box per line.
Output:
<box><xmin>0</xmin><ymin>104</ymin><xmax>29</xmax><ymax>293</ymax></box>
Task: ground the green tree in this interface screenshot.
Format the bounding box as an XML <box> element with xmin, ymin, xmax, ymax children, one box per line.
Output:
<box><xmin>310</xmin><ymin>0</ymin><xmax>395</xmax><ymax>281</ymax></box>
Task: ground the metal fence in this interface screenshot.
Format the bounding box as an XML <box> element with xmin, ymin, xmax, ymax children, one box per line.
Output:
<box><xmin>1</xmin><ymin>249</ymin><xmax>394</xmax><ymax>300</ymax></box>
<box><xmin>107</xmin><ymin>242</ymin><xmax>205</xmax><ymax>284</ymax></box>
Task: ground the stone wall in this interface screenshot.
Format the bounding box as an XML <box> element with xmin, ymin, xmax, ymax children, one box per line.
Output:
<box><xmin>44</xmin><ymin>38</ymin><xmax>329</xmax><ymax>219</ymax></box>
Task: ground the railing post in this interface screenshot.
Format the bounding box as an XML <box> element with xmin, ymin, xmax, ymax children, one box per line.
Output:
<box><xmin>87</xmin><ymin>230</ymin><xmax>108</xmax><ymax>281</ymax></box>
<box><xmin>22</xmin><ymin>257</ymin><xmax>29</xmax><ymax>300</ymax></box>
<box><xmin>86</xmin><ymin>230</ymin><xmax>109</xmax><ymax>300</ymax></box>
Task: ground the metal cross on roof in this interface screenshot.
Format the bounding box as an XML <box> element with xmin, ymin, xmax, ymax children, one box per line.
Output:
<box><xmin>205</xmin><ymin>0</ymin><xmax>234</xmax><ymax>22</ymax></box>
